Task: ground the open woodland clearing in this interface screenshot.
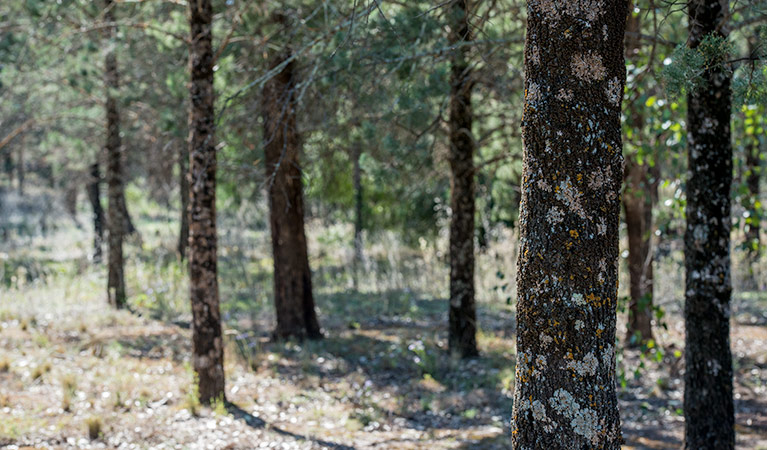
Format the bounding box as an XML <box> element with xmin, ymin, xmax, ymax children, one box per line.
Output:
<box><xmin>2</xmin><ymin>0</ymin><xmax>767</xmax><ymax>448</ymax></box>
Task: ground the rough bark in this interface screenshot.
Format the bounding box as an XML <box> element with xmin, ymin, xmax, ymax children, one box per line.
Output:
<box><xmin>178</xmin><ymin>141</ymin><xmax>190</xmax><ymax>260</ymax></box>
<box><xmin>187</xmin><ymin>0</ymin><xmax>225</xmax><ymax>404</ymax></box>
<box><xmin>511</xmin><ymin>1</ymin><xmax>627</xmax><ymax>448</ymax></box>
<box><xmin>104</xmin><ymin>0</ymin><xmax>126</xmax><ymax>309</ymax></box>
<box><xmin>87</xmin><ymin>162</ymin><xmax>105</xmax><ymax>263</ymax></box>
<box><xmin>744</xmin><ymin>135</ymin><xmax>761</xmax><ymax>282</ymax></box>
<box><xmin>262</xmin><ymin>51</ymin><xmax>322</xmax><ymax>341</ymax></box>
<box><xmin>447</xmin><ymin>0</ymin><xmax>478</xmax><ymax>359</ymax></box>
<box><xmin>623</xmin><ymin>157</ymin><xmax>657</xmax><ymax>345</ymax></box>
<box><xmin>684</xmin><ymin>1</ymin><xmax>735</xmax><ymax>448</ymax></box>
<box><xmin>352</xmin><ymin>143</ymin><xmax>363</xmax><ymax>290</ymax></box>
<box><xmin>622</xmin><ymin>3</ymin><xmax>655</xmax><ymax>345</ymax></box>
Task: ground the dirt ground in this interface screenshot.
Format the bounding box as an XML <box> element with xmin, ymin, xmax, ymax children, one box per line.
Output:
<box><xmin>1</xmin><ymin>269</ymin><xmax>765</xmax><ymax>449</ymax></box>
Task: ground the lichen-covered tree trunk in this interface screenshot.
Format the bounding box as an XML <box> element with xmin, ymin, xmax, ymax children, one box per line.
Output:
<box><xmin>187</xmin><ymin>0</ymin><xmax>225</xmax><ymax>404</ymax></box>
<box><xmin>684</xmin><ymin>0</ymin><xmax>734</xmax><ymax>448</ymax></box>
<box><xmin>87</xmin><ymin>162</ymin><xmax>105</xmax><ymax>263</ymax></box>
<box><xmin>447</xmin><ymin>0</ymin><xmax>478</xmax><ymax>359</ymax></box>
<box><xmin>104</xmin><ymin>0</ymin><xmax>126</xmax><ymax>309</ymax></box>
<box><xmin>511</xmin><ymin>1</ymin><xmax>627</xmax><ymax>447</ymax></box>
<box><xmin>178</xmin><ymin>141</ymin><xmax>190</xmax><ymax>260</ymax></box>
<box><xmin>623</xmin><ymin>4</ymin><xmax>655</xmax><ymax>345</ymax></box>
<box><xmin>262</xmin><ymin>51</ymin><xmax>322</xmax><ymax>341</ymax></box>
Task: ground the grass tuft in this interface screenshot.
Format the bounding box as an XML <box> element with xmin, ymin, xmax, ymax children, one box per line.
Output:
<box><xmin>85</xmin><ymin>416</ymin><xmax>102</xmax><ymax>440</ymax></box>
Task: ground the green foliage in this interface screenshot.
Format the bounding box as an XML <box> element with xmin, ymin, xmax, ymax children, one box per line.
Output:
<box><xmin>662</xmin><ymin>34</ymin><xmax>732</xmax><ymax>99</ymax></box>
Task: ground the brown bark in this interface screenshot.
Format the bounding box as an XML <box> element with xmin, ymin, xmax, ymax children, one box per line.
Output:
<box><xmin>623</xmin><ymin>157</ymin><xmax>657</xmax><ymax>345</ymax></box>
<box><xmin>16</xmin><ymin>144</ymin><xmax>23</xmax><ymax>196</ymax></box>
<box><xmin>623</xmin><ymin>2</ymin><xmax>655</xmax><ymax>346</ymax></box>
<box><xmin>352</xmin><ymin>143</ymin><xmax>363</xmax><ymax>290</ymax></box>
<box><xmin>178</xmin><ymin>141</ymin><xmax>190</xmax><ymax>260</ymax></box>
<box><xmin>684</xmin><ymin>1</ymin><xmax>735</xmax><ymax>448</ymax></box>
<box><xmin>447</xmin><ymin>0</ymin><xmax>478</xmax><ymax>359</ymax></box>
<box><xmin>262</xmin><ymin>50</ymin><xmax>322</xmax><ymax>341</ymax></box>
<box><xmin>744</xmin><ymin>133</ymin><xmax>761</xmax><ymax>282</ymax></box>
<box><xmin>511</xmin><ymin>1</ymin><xmax>627</xmax><ymax>448</ymax></box>
<box><xmin>87</xmin><ymin>162</ymin><xmax>105</xmax><ymax>263</ymax></box>
<box><xmin>187</xmin><ymin>0</ymin><xmax>225</xmax><ymax>404</ymax></box>
<box><xmin>104</xmin><ymin>0</ymin><xmax>126</xmax><ymax>309</ymax></box>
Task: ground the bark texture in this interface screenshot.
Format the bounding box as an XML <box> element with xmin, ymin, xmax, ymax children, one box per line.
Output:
<box><xmin>622</xmin><ymin>5</ymin><xmax>655</xmax><ymax>345</ymax></box>
<box><xmin>104</xmin><ymin>0</ymin><xmax>126</xmax><ymax>309</ymax></box>
<box><xmin>447</xmin><ymin>0</ymin><xmax>478</xmax><ymax>359</ymax></box>
<box><xmin>187</xmin><ymin>0</ymin><xmax>225</xmax><ymax>404</ymax></box>
<box><xmin>178</xmin><ymin>141</ymin><xmax>190</xmax><ymax>260</ymax></box>
<box><xmin>262</xmin><ymin>51</ymin><xmax>322</xmax><ymax>341</ymax></box>
<box><xmin>511</xmin><ymin>1</ymin><xmax>627</xmax><ymax>448</ymax></box>
<box><xmin>352</xmin><ymin>143</ymin><xmax>363</xmax><ymax>290</ymax></box>
<box><xmin>87</xmin><ymin>162</ymin><xmax>105</xmax><ymax>263</ymax></box>
<box><xmin>623</xmin><ymin>157</ymin><xmax>657</xmax><ymax>345</ymax></box>
<box><xmin>744</xmin><ymin>137</ymin><xmax>761</xmax><ymax>283</ymax></box>
<box><xmin>684</xmin><ymin>1</ymin><xmax>735</xmax><ymax>448</ymax></box>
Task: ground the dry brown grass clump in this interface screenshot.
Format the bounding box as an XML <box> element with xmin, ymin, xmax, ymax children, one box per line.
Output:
<box><xmin>85</xmin><ymin>416</ymin><xmax>102</xmax><ymax>440</ymax></box>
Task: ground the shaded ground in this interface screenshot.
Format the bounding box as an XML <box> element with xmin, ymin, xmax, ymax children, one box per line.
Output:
<box><xmin>1</xmin><ymin>190</ymin><xmax>766</xmax><ymax>449</ymax></box>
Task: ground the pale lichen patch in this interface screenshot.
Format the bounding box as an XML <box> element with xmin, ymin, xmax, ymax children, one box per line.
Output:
<box><xmin>605</xmin><ymin>77</ymin><xmax>621</xmax><ymax>105</ymax></box>
<box><xmin>566</xmin><ymin>351</ymin><xmax>598</xmax><ymax>376</ymax></box>
<box><xmin>546</xmin><ymin>206</ymin><xmax>565</xmax><ymax>225</ymax></box>
<box><xmin>571</xmin><ymin>52</ymin><xmax>606</xmax><ymax>83</ymax></box>
<box><xmin>549</xmin><ymin>389</ymin><xmax>602</xmax><ymax>445</ymax></box>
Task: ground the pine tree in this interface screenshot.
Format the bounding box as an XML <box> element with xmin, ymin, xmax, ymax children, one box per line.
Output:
<box><xmin>684</xmin><ymin>0</ymin><xmax>735</xmax><ymax>447</ymax></box>
<box><xmin>104</xmin><ymin>0</ymin><xmax>126</xmax><ymax>309</ymax></box>
<box><xmin>187</xmin><ymin>0</ymin><xmax>225</xmax><ymax>404</ymax></box>
<box><xmin>262</xmin><ymin>50</ymin><xmax>322</xmax><ymax>341</ymax></box>
<box><xmin>511</xmin><ymin>1</ymin><xmax>627</xmax><ymax>447</ymax></box>
<box><xmin>447</xmin><ymin>0</ymin><xmax>478</xmax><ymax>359</ymax></box>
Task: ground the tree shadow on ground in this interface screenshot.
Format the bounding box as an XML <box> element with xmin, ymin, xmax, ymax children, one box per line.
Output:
<box><xmin>225</xmin><ymin>401</ymin><xmax>356</xmax><ymax>449</ymax></box>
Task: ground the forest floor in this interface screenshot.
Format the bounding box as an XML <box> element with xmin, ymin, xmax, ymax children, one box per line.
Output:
<box><xmin>1</xmin><ymin>189</ymin><xmax>766</xmax><ymax>449</ymax></box>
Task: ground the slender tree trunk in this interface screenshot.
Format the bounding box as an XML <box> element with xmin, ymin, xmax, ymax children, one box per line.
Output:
<box><xmin>104</xmin><ymin>0</ymin><xmax>126</xmax><ymax>309</ymax></box>
<box><xmin>352</xmin><ymin>143</ymin><xmax>363</xmax><ymax>290</ymax></box>
<box><xmin>119</xmin><ymin>193</ymin><xmax>137</xmax><ymax>235</ymax></box>
<box><xmin>187</xmin><ymin>0</ymin><xmax>225</xmax><ymax>404</ymax></box>
<box><xmin>447</xmin><ymin>0</ymin><xmax>478</xmax><ymax>359</ymax></box>
<box><xmin>623</xmin><ymin>157</ymin><xmax>656</xmax><ymax>345</ymax></box>
<box><xmin>16</xmin><ymin>144</ymin><xmax>23</xmax><ymax>196</ymax></box>
<box><xmin>178</xmin><ymin>141</ymin><xmax>190</xmax><ymax>259</ymax></box>
<box><xmin>744</xmin><ymin>132</ymin><xmax>761</xmax><ymax>285</ymax></box>
<box><xmin>684</xmin><ymin>1</ymin><xmax>734</xmax><ymax>448</ymax></box>
<box><xmin>87</xmin><ymin>162</ymin><xmax>105</xmax><ymax>263</ymax></box>
<box><xmin>623</xmin><ymin>4</ymin><xmax>655</xmax><ymax>346</ymax></box>
<box><xmin>262</xmin><ymin>50</ymin><xmax>322</xmax><ymax>341</ymax></box>
<box><xmin>511</xmin><ymin>1</ymin><xmax>627</xmax><ymax>447</ymax></box>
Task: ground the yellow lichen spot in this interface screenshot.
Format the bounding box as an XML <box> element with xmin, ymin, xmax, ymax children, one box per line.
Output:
<box><xmin>569</xmin><ymin>230</ymin><xmax>579</xmax><ymax>239</ymax></box>
<box><xmin>576</xmin><ymin>173</ymin><xmax>583</xmax><ymax>182</ymax></box>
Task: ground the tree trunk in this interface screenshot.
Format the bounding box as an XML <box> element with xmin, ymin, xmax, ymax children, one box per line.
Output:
<box><xmin>119</xmin><ymin>192</ymin><xmax>137</xmax><ymax>235</ymax></box>
<box><xmin>623</xmin><ymin>157</ymin><xmax>656</xmax><ymax>345</ymax></box>
<box><xmin>352</xmin><ymin>143</ymin><xmax>363</xmax><ymax>290</ymax></box>
<box><xmin>187</xmin><ymin>0</ymin><xmax>225</xmax><ymax>405</ymax></box>
<box><xmin>87</xmin><ymin>162</ymin><xmax>105</xmax><ymax>263</ymax></box>
<box><xmin>16</xmin><ymin>144</ymin><xmax>23</xmax><ymax>196</ymax></box>
<box><xmin>262</xmin><ymin>50</ymin><xmax>322</xmax><ymax>341</ymax></box>
<box><xmin>178</xmin><ymin>141</ymin><xmax>190</xmax><ymax>260</ymax></box>
<box><xmin>511</xmin><ymin>2</ymin><xmax>627</xmax><ymax>448</ymax></box>
<box><xmin>684</xmin><ymin>1</ymin><xmax>735</xmax><ymax>448</ymax></box>
<box><xmin>622</xmin><ymin>2</ymin><xmax>655</xmax><ymax>346</ymax></box>
<box><xmin>447</xmin><ymin>0</ymin><xmax>478</xmax><ymax>359</ymax></box>
<box><xmin>104</xmin><ymin>0</ymin><xmax>126</xmax><ymax>309</ymax></box>
<box><xmin>744</xmin><ymin>133</ymin><xmax>761</xmax><ymax>286</ymax></box>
